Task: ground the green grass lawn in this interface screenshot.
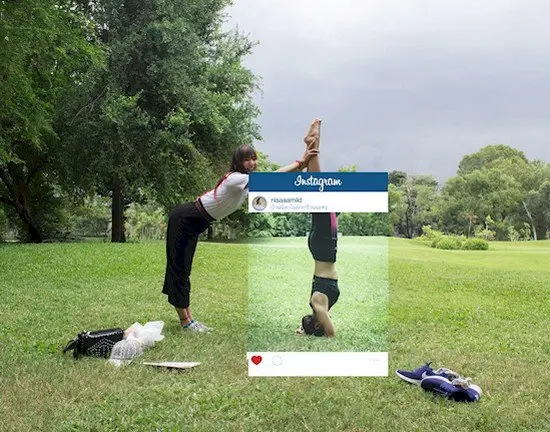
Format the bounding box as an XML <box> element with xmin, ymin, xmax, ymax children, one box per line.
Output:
<box><xmin>248</xmin><ymin>236</ymin><xmax>388</xmax><ymax>352</ymax></box>
<box><xmin>1</xmin><ymin>238</ymin><xmax>549</xmax><ymax>431</ymax></box>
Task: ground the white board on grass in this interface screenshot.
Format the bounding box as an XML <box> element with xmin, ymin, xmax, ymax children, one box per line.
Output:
<box><xmin>143</xmin><ymin>361</ymin><xmax>201</xmax><ymax>370</ymax></box>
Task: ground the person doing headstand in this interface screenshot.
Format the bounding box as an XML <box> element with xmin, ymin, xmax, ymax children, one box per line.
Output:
<box><xmin>297</xmin><ymin>119</ymin><xmax>339</xmax><ymax>337</ymax></box>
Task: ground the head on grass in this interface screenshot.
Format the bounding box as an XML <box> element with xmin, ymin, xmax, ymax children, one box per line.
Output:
<box><xmin>299</xmin><ymin>291</ymin><xmax>336</xmax><ymax>337</ymax></box>
<box><xmin>301</xmin><ymin>314</ymin><xmax>325</xmax><ymax>337</ymax></box>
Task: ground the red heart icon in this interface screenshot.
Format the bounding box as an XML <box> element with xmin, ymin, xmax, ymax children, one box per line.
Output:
<box><xmin>251</xmin><ymin>355</ymin><xmax>262</xmax><ymax>365</ymax></box>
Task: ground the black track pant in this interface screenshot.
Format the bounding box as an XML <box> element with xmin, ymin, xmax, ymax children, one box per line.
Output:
<box><xmin>162</xmin><ymin>202</ymin><xmax>211</xmax><ymax>308</ymax></box>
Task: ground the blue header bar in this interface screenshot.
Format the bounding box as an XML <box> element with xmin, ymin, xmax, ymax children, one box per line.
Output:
<box><xmin>249</xmin><ymin>172</ymin><xmax>388</xmax><ymax>192</ymax></box>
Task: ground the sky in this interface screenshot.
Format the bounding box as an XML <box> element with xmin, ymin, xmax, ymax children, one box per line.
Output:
<box><xmin>223</xmin><ymin>0</ymin><xmax>550</xmax><ymax>183</ymax></box>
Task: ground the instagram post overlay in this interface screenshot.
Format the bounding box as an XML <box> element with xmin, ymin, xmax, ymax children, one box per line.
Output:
<box><xmin>248</xmin><ymin>172</ymin><xmax>388</xmax><ymax>213</ymax></box>
<box><xmin>247</xmin><ymin>217</ymin><xmax>389</xmax><ymax>377</ymax></box>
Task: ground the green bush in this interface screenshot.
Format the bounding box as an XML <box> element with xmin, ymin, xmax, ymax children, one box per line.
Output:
<box><xmin>475</xmin><ymin>226</ymin><xmax>496</xmax><ymax>241</ymax></box>
<box><xmin>435</xmin><ymin>236</ymin><xmax>462</xmax><ymax>250</ymax></box>
<box><xmin>70</xmin><ymin>196</ymin><xmax>111</xmax><ymax>238</ymax></box>
<box><xmin>7</xmin><ymin>180</ymin><xmax>74</xmax><ymax>242</ymax></box>
<box><xmin>339</xmin><ymin>212</ymin><xmax>392</xmax><ymax>236</ymax></box>
<box><xmin>248</xmin><ymin>213</ymin><xmax>275</xmax><ymax>238</ymax></box>
<box><xmin>462</xmin><ymin>238</ymin><xmax>489</xmax><ymax>250</ymax></box>
<box><xmin>419</xmin><ymin>226</ymin><xmax>488</xmax><ymax>251</ymax></box>
<box><xmin>125</xmin><ymin>202</ymin><xmax>167</xmax><ymax>241</ymax></box>
<box><xmin>418</xmin><ymin>225</ymin><xmax>444</xmax><ymax>247</ymax></box>
<box><xmin>507</xmin><ymin>226</ymin><xmax>520</xmax><ymax>241</ymax></box>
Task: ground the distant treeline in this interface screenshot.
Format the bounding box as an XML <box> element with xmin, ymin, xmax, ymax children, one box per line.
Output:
<box><xmin>221</xmin><ymin>144</ymin><xmax>550</xmax><ymax>242</ymax></box>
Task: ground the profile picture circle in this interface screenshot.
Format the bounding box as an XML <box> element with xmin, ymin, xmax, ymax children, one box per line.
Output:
<box><xmin>252</xmin><ymin>196</ymin><xmax>267</xmax><ymax>211</ymax></box>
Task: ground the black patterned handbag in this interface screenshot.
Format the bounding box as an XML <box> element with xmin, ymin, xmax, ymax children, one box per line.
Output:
<box><xmin>63</xmin><ymin>328</ymin><xmax>124</xmax><ymax>359</ymax></box>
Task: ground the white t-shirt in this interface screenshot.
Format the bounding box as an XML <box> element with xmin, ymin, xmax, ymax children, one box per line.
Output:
<box><xmin>199</xmin><ymin>172</ymin><xmax>249</xmax><ymax>220</ymax></box>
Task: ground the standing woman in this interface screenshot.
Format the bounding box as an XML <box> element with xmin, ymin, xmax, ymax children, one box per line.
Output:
<box><xmin>163</xmin><ymin>140</ymin><xmax>319</xmax><ymax>332</ymax></box>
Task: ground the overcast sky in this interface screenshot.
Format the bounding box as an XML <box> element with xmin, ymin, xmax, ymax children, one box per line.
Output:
<box><xmin>224</xmin><ymin>0</ymin><xmax>550</xmax><ymax>183</ymax></box>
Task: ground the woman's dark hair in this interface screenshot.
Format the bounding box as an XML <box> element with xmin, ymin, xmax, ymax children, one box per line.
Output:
<box><xmin>211</xmin><ymin>144</ymin><xmax>257</xmax><ymax>203</ymax></box>
<box><xmin>301</xmin><ymin>314</ymin><xmax>325</xmax><ymax>337</ymax></box>
<box><xmin>231</xmin><ymin>144</ymin><xmax>257</xmax><ymax>173</ymax></box>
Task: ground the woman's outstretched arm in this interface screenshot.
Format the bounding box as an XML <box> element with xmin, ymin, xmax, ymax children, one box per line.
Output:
<box><xmin>275</xmin><ymin>147</ymin><xmax>319</xmax><ymax>172</ymax></box>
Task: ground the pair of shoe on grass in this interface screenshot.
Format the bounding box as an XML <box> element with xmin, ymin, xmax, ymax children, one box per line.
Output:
<box><xmin>396</xmin><ymin>362</ymin><xmax>482</xmax><ymax>402</ymax></box>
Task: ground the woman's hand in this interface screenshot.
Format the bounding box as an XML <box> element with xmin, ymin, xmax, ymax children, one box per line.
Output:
<box><xmin>301</xmin><ymin>147</ymin><xmax>319</xmax><ymax>167</ymax></box>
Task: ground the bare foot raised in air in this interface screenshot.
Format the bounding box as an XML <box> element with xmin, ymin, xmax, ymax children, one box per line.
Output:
<box><xmin>303</xmin><ymin>119</ymin><xmax>321</xmax><ymax>150</ymax></box>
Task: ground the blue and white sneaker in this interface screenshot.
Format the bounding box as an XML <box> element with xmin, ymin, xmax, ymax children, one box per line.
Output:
<box><xmin>396</xmin><ymin>362</ymin><xmax>436</xmax><ymax>385</ymax></box>
<box><xmin>396</xmin><ymin>362</ymin><xmax>459</xmax><ymax>385</ymax></box>
<box><xmin>420</xmin><ymin>375</ymin><xmax>482</xmax><ymax>402</ymax></box>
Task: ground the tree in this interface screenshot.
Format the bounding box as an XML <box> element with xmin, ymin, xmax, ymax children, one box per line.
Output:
<box><xmin>338</xmin><ymin>164</ymin><xmax>357</xmax><ymax>173</ymax></box>
<box><xmin>523</xmin><ymin>180</ymin><xmax>550</xmax><ymax>240</ymax></box>
<box><xmin>0</xmin><ymin>206</ymin><xmax>9</xmax><ymax>240</ymax></box>
<box><xmin>451</xmin><ymin>144</ymin><xmax>550</xmax><ymax>240</ymax></box>
<box><xmin>389</xmin><ymin>174</ymin><xmax>440</xmax><ymax>238</ymax></box>
<box><xmin>439</xmin><ymin>169</ymin><xmax>521</xmax><ymax>239</ymax></box>
<box><xmin>457</xmin><ymin>144</ymin><xmax>528</xmax><ymax>176</ymax></box>
<box><xmin>388</xmin><ymin>170</ymin><xmax>407</xmax><ymax>187</ymax></box>
<box><xmin>338</xmin><ymin>213</ymin><xmax>391</xmax><ymax>236</ymax></box>
<box><xmin>56</xmin><ymin>0</ymin><xmax>261</xmax><ymax>242</ymax></box>
<box><xmin>0</xmin><ymin>0</ymin><xmax>102</xmax><ymax>242</ymax></box>
<box><xmin>388</xmin><ymin>183</ymin><xmax>406</xmax><ymax>235</ymax></box>
<box><xmin>512</xmin><ymin>161</ymin><xmax>550</xmax><ymax>240</ymax></box>
<box><xmin>255</xmin><ymin>151</ymin><xmax>281</xmax><ymax>172</ymax></box>
<box><xmin>273</xmin><ymin>213</ymin><xmax>309</xmax><ymax>237</ymax></box>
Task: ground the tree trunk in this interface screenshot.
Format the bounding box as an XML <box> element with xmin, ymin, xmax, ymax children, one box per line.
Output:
<box><xmin>15</xmin><ymin>199</ymin><xmax>43</xmax><ymax>243</ymax></box>
<box><xmin>522</xmin><ymin>200</ymin><xmax>538</xmax><ymax>241</ymax></box>
<box><xmin>111</xmin><ymin>177</ymin><xmax>126</xmax><ymax>243</ymax></box>
<box><xmin>0</xmin><ymin>176</ymin><xmax>43</xmax><ymax>243</ymax></box>
<box><xmin>405</xmin><ymin>212</ymin><xmax>413</xmax><ymax>239</ymax></box>
<box><xmin>207</xmin><ymin>225</ymin><xmax>213</xmax><ymax>240</ymax></box>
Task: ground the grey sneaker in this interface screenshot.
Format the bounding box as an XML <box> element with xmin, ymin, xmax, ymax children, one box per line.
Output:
<box><xmin>191</xmin><ymin>320</ymin><xmax>212</xmax><ymax>332</ymax></box>
<box><xmin>182</xmin><ymin>321</ymin><xmax>211</xmax><ymax>333</ymax></box>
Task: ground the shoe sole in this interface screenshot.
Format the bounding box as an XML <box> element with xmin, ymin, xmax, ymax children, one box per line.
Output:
<box><xmin>420</xmin><ymin>376</ymin><xmax>458</xmax><ymax>399</ymax></box>
<box><xmin>182</xmin><ymin>324</ymin><xmax>208</xmax><ymax>332</ymax></box>
<box><xmin>421</xmin><ymin>375</ymin><xmax>481</xmax><ymax>402</ymax></box>
<box><xmin>468</xmin><ymin>384</ymin><xmax>482</xmax><ymax>397</ymax></box>
<box><xmin>395</xmin><ymin>370</ymin><xmax>424</xmax><ymax>385</ymax></box>
<box><xmin>182</xmin><ymin>327</ymin><xmax>206</xmax><ymax>332</ymax></box>
<box><xmin>422</xmin><ymin>375</ymin><xmax>482</xmax><ymax>397</ymax></box>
